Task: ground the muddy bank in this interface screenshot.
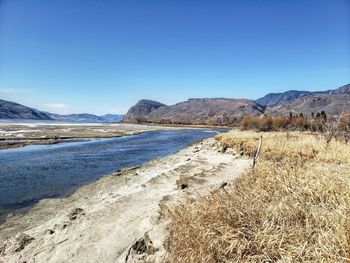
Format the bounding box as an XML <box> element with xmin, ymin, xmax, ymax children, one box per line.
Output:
<box><xmin>0</xmin><ymin>138</ymin><xmax>251</xmax><ymax>263</ymax></box>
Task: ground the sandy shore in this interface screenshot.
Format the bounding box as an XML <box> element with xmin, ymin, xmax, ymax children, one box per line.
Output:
<box><xmin>0</xmin><ymin>122</ymin><xmax>181</xmax><ymax>149</ymax></box>
<box><xmin>0</xmin><ymin>137</ymin><xmax>251</xmax><ymax>263</ymax></box>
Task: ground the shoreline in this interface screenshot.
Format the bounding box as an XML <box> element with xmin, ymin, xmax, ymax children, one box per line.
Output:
<box><xmin>0</xmin><ymin>134</ymin><xmax>130</xmax><ymax>150</ymax></box>
<box><xmin>0</xmin><ymin>122</ymin><xmax>191</xmax><ymax>150</ymax></box>
<box><xmin>0</xmin><ymin>136</ymin><xmax>251</xmax><ymax>263</ymax></box>
<box><xmin>0</xmin><ymin>129</ymin><xmax>219</xmax><ymax>223</ymax></box>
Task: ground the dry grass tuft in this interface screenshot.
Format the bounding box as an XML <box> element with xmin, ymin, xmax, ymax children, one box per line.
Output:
<box><xmin>165</xmin><ymin>130</ymin><xmax>350</xmax><ymax>262</ymax></box>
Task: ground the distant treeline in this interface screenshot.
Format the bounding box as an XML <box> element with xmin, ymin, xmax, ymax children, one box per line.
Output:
<box><xmin>135</xmin><ymin>112</ymin><xmax>350</xmax><ymax>132</ymax></box>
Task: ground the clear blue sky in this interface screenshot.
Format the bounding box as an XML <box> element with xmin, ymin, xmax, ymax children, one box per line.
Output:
<box><xmin>0</xmin><ymin>0</ymin><xmax>349</xmax><ymax>114</ymax></box>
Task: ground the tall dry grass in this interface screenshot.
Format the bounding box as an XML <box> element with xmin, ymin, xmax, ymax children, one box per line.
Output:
<box><xmin>165</xmin><ymin>130</ymin><xmax>350</xmax><ymax>262</ymax></box>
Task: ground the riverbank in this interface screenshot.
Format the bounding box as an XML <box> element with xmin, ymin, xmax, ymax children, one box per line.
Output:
<box><xmin>166</xmin><ymin>131</ymin><xmax>350</xmax><ymax>262</ymax></box>
<box><xmin>0</xmin><ymin>122</ymin><xmax>183</xmax><ymax>149</ymax></box>
<box><xmin>0</xmin><ymin>137</ymin><xmax>251</xmax><ymax>262</ymax></box>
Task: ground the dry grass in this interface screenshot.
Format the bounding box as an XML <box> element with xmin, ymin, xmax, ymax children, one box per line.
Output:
<box><xmin>165</xmin><ymin>130</ymin><xmax>350</xmax><ymax>262</ymax></box>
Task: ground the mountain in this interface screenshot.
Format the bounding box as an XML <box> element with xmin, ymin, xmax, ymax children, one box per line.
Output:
<box><xmin>329</xmin><ymin>83</ymin><xmax>350</xmax><ymax>95</ymax></box>
<box><xmin>255</xmin><ymin>84</ymin><xmax>350</xmax><ymax>108</ymax></box>
<box><xmin>266</xmin><ymin>93</ymin><xmax>350</xmax><ymax>117</ymax></box>
<box><xmin>123</xmin><ymin>98</ymin><xmax>264</xmax><ymax>124</ymax></box>
<box><xmin>255</xmin><ymin>90</ymin><xmax>315</xmax><ymax>107</ymax></box>
<box><xmin>47</xmin><ymin>113</ymin><xmax>124</xmax><ymax>122</ymax></box>
<box><xmin>122</xmin><ymin>83</ymin><xmax>350</xmax><ymax>124</ymax></box>
<box><xmin>2</xmin><ymin>83</ymin><xmax>349</xmax><ymax>123</ymax></box>
<box><xmin>262</xmin><ymin>84</ymin><xmax>350</xmax><ymax>116</ymax></box>
<box><xmin>0</xmin><ymin>99</ymin><xmax>123</xmax><ymax>122</ymax></box>
<box><xmin>122</xmin><ymin>100</ymin><xmax>166</xmax><ymax>122</ymax></box>
<box><xmin>0</xmin><ymin>99</ymin><xmax>52</xmax><ymax>120</ymax></box>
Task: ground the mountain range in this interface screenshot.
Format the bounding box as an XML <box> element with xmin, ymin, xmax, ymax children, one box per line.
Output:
<box><xmin>45</xmin><ymin>112</ymin><xmax>124</xmax><ymax>123</ymax></box>
<box><xmin>0</xmin><ymin>99</ymin><xmax>124</xmax><ymax>122</ymax></box>
<box><xmin>122</xmin><ymin>83</ymin><xmax>350</xmax><ymax>124</ymax></box>
<box><xmin>260</xmin><ymin>84</ymin><xmax>350</xmax><ymax>116</ymax></box>
<box><xmin>1</xmin><ymin>83</ymin><xmax>349</xmax><ymax>124</ymax></box>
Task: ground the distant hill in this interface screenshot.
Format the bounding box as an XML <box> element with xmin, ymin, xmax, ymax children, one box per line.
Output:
<box><xmin>98</xmin><ymin>114</ymin><xmax>124</xmax><ymax>122</ymax></box>
<box><xmin>123</xmin><ymin>98</ymin><xmax>264</xmax><ymax>124</ymax></box>
<box><xmin>47</xmin><ymin>113</ymin><xmax>124</xmax><ymax>123</ymax></box>
<box><xmin>122</xmin><ymin>83</ymin><xmax>350</xmax><ymax>124</ymax></box>
<box><xmin>262</xmin><ymin>84</ymin><xmax>350</xmax><ymax>116</ymax></box>
<box><xmin>266</xmin><ymin>93</ymin><xmax>350</xmax><ymax>117</ymax></box>
<box><xmin>0</xmin><ymin>99</ymin><xmax>52</xmax><ymax>120</ymax></box>
<box><xmin>329</xmin><ymin>83</ymin><xmax>350</xmax><ymax>95</ymax></box>
<box><xmin>255</xmin><ymin>90</ymin><xmax>315</xmax><ymax>107</ymax></box>
<box><xmin>0</xmin><ymin>99</ymin><xmax>123</xmax><ymax>122</ymax></box>
<box><xmin>122</xmin><ymin>100</ymin><xmax>166</xmax><ymax>122</ymax></box>
<box><xmin>255</xmin><ymin>84</ymin><xmax>350</xmax><ymax>107</ymax></box>
<box><xmin>2</xmin><ymin>83</ymin><xmax>349</xmax><ymax>124</ymax></box>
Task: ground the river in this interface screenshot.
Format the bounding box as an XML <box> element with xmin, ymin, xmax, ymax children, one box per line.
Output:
<box><xmin>0</xmin><ymin>129</ymin><xmax>220</xmax><ymax>220</ymax></box>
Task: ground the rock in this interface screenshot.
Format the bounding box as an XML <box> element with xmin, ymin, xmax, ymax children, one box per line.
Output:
<box><xmin>68</xmin><ymin>208</ymin><xmax>85</xmax><ymax>221</ymax></box>
<box><xmin>12</xmin><ymin>233</ymin><xmax>33</xmax><ymax>253</ymax></box>
<box><xmin>221</xmin><ymin>145</ymin><xmax>227</xmax><ymax>153</ymax></box>
<box><xmin>0</xmin><ymin>233</ymin><xmax>34</xmax><ymax>256</ymax></box>
<box><xmin>125</xmin><ymin>238</ymin><xmax>147</xmax><ymax>262</ymax></box>
<box><xmin>133</xmin><ymin>239</ymin><xmax>147</xmax><ymax>255</ymax></box>
<box><xmin>125</xmin><ymin>233</ymin><xmax>159</xmax><ymax>263</ymax></box>
<box><xmin>176</xmin><ymin>177</ymin><xmax>207</xmax><ymax>190</ymax></box>
<box><xmin>45</xmin><ymin>229</ymin><xmax>55</xmax><ymax>235</ymax></box>
<box><xmin>220</xmin><ymin>182</ymin><xmax>228</xmax><ymax>188</ymax></box>
<box><xmin>180</xmin><ymin>184</ymin><xmax>188</xmax><ymax>190</ymax></box>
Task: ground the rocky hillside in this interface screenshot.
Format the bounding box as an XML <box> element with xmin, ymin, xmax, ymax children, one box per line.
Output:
<box><xmin>255</xmin><ymin>84</ymin><xmax>350</xmax><ymax>108</ymax></box>
<box><xmin>122</xmin><ymin>83</ymin><xmax>350</xmax><ymax>124</ymax></box>
<box><xmin>329</xmin><ymin>83</ymin><xmax>350</xmax><ymax>95</ymax></box>
<box><xmin>266</xmin><ymin>93</ymin><xmax>350</xmax><ymax>116</ymax></box>
<box><xmin>255</xmin><ymin>90</ymin><xmax>315</xmax><ymax>107</ymax></box>
<box><xmin>123</xmin><ymin>98</ymin><xmax>264</xmax><ymax>124</ymax></box>
<box><xmin>122</xmin><ymin>100</ymin><xmax>166</xmax><ymax>122</ymax></box>
<box><xmin>2</xmin><ymin>83</ymin><xmax>349</xmax><ymax>123</ymax></box>
<box><xmin>0</xmin><ymin>99</ymin><xmax>52</xmax><ymax>120</ymax></box>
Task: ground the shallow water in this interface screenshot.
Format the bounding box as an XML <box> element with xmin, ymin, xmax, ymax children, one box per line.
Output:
<box><xmin>0</xmin><ymin>129</ymin><xmax>219</xmax><ymax>219</ymax></box>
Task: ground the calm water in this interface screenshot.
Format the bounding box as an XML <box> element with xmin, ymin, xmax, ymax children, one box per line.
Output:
<box><xmin>0</xmin><ymin>129</ymin><xmax>219</xmax><ymax>219</ymax></box>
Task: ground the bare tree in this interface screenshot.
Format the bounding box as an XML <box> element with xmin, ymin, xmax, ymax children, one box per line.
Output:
<box><xmin>321</xmin><ymin>111</ymin><xmax>343</xmax><ymax>145</ymax></box>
